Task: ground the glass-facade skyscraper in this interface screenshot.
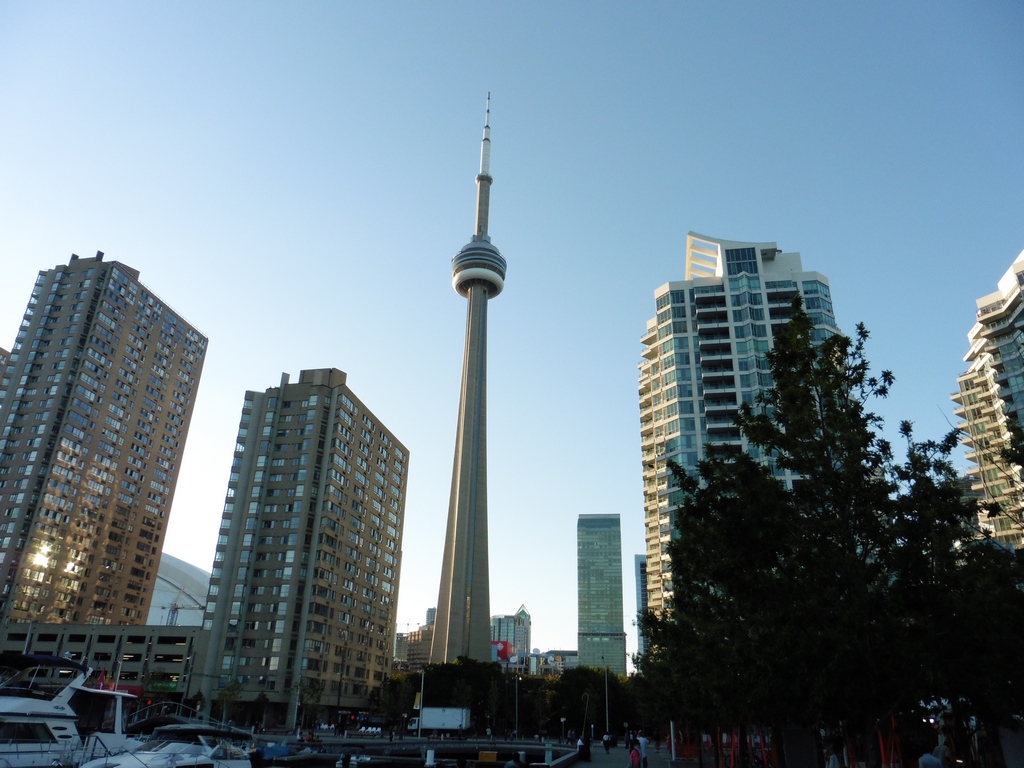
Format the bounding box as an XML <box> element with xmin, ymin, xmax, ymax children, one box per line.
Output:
<box><xmin>577</xmin><ymin>513</ymin><xmax>626</xmax><ymax>674</ymax></box>
<box><xmin>639</xmin><ymin>233</ymin><xmax>838</xmax><ymax>618</ymax></box>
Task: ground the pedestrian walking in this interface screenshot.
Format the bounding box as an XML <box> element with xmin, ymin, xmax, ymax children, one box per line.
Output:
<box><xmin>637</xmin><ymin>730</ymin><xmax>650</xmax><ymax>768</ymax></box>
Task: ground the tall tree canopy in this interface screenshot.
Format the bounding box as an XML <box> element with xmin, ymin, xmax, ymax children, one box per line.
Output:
<box><xmin>639</xmin><ymin>299</ymin><xmax>1024</xmax><ymax>751</ymax></box>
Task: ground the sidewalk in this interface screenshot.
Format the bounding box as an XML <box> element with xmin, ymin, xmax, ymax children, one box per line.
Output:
<box><xmin>576</xmin><ymin>743</ymin><xmax>683</xmax><ymax>768</ymax></box>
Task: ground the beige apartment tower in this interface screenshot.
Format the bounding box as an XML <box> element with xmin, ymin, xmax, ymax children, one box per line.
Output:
<box><xmin>0</xmin><ymin>252</ymin><xmax>206</xmax><ymax>624</ymax></box>
<box><xmin>201</xmin><ymin>369</ymin><xmax>408</xmax><ymax>729</ymax></box>
<box><xmin>953</xmin><ymin>248</ymin><xmax>1024</xmax><ymax>549</ymax></box>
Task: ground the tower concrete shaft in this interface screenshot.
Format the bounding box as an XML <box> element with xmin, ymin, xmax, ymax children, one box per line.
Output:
<box><xmin>431</xmin><ymin>95</ymin><xmax>506</xmax><ymax>663</ymax></box>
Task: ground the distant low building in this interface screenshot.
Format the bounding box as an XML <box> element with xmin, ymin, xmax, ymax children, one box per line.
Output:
<box><xmin>146</xmin><ymin>554</ymin><xmax>210</xmax><ymax>627</ymax></box>
<box><xmin>491</xmin><ymin>605</ymin><xmax>531</xmax><ymax>664</ymax></box>
<box><xmin>406</xmin><ymin>624</ymin><xmax>434</xmax><ymax>672</ymax></box>
<box><xmin>394</xmin><ymin>632</ymin><xmax>409</xmax><ymax>664</ymax></box>
<box><xmin>541</xmin><ymin>650</ymin><xmax>578</xmax><ymax>673</ymax></box>
<box><xmin>0</xmin><ymin>621</ymin><xmax>207</xmax><ymax>703</ymax></box>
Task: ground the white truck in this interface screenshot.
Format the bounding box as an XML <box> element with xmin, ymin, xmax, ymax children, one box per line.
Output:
<box><xmin>407</xmin><ymin>707</ymin><xmax>472</xmax><ymax>734</ymax></box>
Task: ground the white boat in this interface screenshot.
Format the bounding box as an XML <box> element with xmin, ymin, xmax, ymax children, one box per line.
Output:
<box><xmin>79</xmin><ymin>723</ymin><xmax>255</xmax><ymax>768</ymax></box>
<box><xmin>0</xmin><ymin>652</ymin><xmax>141</xmax><ymax>767</ymax></box>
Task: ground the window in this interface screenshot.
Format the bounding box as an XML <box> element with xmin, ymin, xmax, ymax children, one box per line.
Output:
<box><xmin>724</xmin><ymin>247</ymin><xmax>758</xmax><ymax>276</ymax></box>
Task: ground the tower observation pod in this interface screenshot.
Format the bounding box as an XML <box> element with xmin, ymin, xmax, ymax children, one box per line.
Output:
<box><xmin>431</xmin><ymin>95</ymin><xmax>507</xmax><ymax>664</ymax></box>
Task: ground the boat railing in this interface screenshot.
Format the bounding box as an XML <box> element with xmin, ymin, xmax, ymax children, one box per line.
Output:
<box><xmin>124</xmin><ymin>700</ymin><xmax>243</xmax><ymax>731</ymax></box>
<box><xmin>126</xmin><ymin>701</ymin><xmax>208</xmax><ymax>726</ymax></box>
<box><xmin>77</xmin><ymin>732</ymin><xmax>144</xmax><ymax>765</ymax></box>
<box><xmin>0</xmin><ymin>738</ymin><xmax>142</xmax><ymax>768</ymax></box>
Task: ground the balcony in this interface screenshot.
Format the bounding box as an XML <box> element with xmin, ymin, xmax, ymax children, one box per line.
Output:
<box><xmin>701</xmin><ymin>370</ymin><xmax>735</xmax><ymax>387</ymax></box>
<box><xmin>693</xmin><ymin>294</ymin><xmax>726</xmax><ymax>309</ymax></box>
<box><xmin>706</xmin><ymin>424</ymin><xmax>742</xmax><ymax>441</ymax></box>
<box><xmin>698</xmin><ymin>340</ymin><xmax>732</xmax><ymax>358</ymax></box>
<box><xmin>768</xmin><ymin>306</ymin><xmax>794</xmax><ymax>322</ymax></box>
<box><xmin>704</xmin><ymin>396</ymin><xmax>738</xmax><ymax>413</ymax></box>
<box><xmin>978</xmin><ymin>316</ymin><xmax>1014</xmax><ymax>339</ymax></box>
<box><xmin>694</xmin><ymin>306</ymin><xmax>728</xmax><ymax>322</ymax></box>
<box><xmin>765</xmin><ymin>281</ymin><xmax>798</xmax><ymax>302</ymax></box>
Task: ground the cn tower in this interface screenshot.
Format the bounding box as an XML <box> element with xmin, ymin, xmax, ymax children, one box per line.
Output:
<box><xmin>431</xmin><ymin>95</ymin><xmax>507</xmax><ymax>663</ymax></box>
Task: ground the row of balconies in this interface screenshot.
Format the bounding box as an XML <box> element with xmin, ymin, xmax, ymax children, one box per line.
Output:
<box><xmin>977</xmin><ymin>311</ymin><xmax>1022</xmax><ymax>340</ymax></box>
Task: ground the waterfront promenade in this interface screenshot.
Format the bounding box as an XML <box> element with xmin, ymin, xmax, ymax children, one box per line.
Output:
<box><xmin>571</xmin><ymin>741</ymin><xmax>675</xmax><ymax>768</ymax></box>
<box><xmin>268</xmin><ymin>732</ymin><xmax>679</xmax><ymax>768</ymax></box>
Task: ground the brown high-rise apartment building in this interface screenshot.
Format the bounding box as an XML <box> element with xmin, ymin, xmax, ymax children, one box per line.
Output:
<box><xmin>0</xmin><ymin>252</ymin><xmax>206</xmax><ymax>624</ymax></box>
<box><xmin>200</xmin><ymin>369</ymin><xmax>408</xmax><ymax>729</ymax></box>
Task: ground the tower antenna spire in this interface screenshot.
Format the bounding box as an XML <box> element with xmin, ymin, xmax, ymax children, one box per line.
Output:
<box><xmin>475</xmin><ymin>93</ymin><xmax>492</xmax><ymax>238</ymax></box>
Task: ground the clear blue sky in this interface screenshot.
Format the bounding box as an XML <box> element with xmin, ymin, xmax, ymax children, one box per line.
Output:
<box><xmin>1</xmin><ymin>2</ymin><xmax>1021</xmax><ymax>660</ymax></box>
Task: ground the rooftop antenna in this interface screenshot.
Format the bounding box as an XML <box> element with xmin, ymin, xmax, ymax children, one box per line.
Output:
<box><xmin>475</xmin><ymin>93</ymin><xmax>492</xmax><ymax>238</ymax></box>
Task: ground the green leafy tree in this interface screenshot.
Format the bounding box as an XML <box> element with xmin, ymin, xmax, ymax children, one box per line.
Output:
<box><xmin>548</xmin><ymin>667</ymin><xmax>604</xmax><ymax>740</ymax></box>
<box><xmin>216</xmin><ymin>678</ymin><xmax>244</xmax><ymax>723</ymax></box>
<box><xmin>383</xmin><ymin>672</ymin><xmax>421</xmax><ymax>725</ymax></box>
<box><xmin>403</xmin><ymin>658</ymin><xmax>504</xmax><ymax>734</ymax></box>
<box><xmin>486</xmin><ymin>680</ymin><xmax>501</xmax><ymax>735</ymax></box>
<box><xmin>253</xmin><ymin>691</ymin><xmax>269</xmax><ymax>729</ymax></box>
<box><xmin>639</xmin><ymin>299</ymin><xmax>1024</xmax><ymax>765</ymax></box>
<box><xmin>297</xmin><ymin>677</ymin><xmax>325</xmax><ymax>729</ymax></box>
<box><xmin>378</xmin><ymin>677</ymin><xmax>405</xmax><ymax>729</ymax></box>
<box><xmin>187</xmin><ymin>690</ymin><xmax>205</xmax><ymax>718</ymax></box>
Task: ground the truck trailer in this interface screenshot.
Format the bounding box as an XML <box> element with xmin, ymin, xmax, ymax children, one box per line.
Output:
<box><xmin>407</xmin><ymin>707</ymin><xmax>472</xmax><ymax>734</ymax></box>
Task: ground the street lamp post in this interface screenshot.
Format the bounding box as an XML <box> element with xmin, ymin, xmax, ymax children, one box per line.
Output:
<box><xmin>561</xmin><ymin>717</ymin><xmax>566</xmax><ymax>744</ymax></box>
<box><xmin>604</xmin><ymin>662</ymin><xmax>610</xmax><ymax>734</ymax></box>
<box><xmin>515</xmin><ymin>675</ymin><xmax>520</xmax><ymax>740</ymax></box>
<box><xmin>582</xmin><ymin>692</ymin><xmax>590</xmax><ymax>741</ymax></box>
<box><xmin>418</xmin><ymin>670</ymin><xmax>425</xmax><ymax>739</ymax></box>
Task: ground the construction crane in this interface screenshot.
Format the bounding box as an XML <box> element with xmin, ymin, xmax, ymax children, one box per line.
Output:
<box><xmin>165</xmin><ymin>601</ymin><xmax>204</xmax><ymax>626</ymax></box>
<box><xmin>162</xmin><ymin>584</ymin><xmax>205</xmax><ymax>626</ymax></box>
